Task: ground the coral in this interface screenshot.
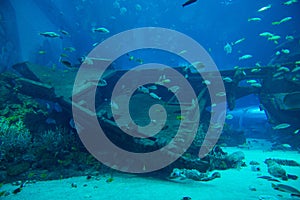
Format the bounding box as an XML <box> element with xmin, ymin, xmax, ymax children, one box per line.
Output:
<box><xmin>33</xmin><ymin>127</ymin><xmax>65</xmax><ymax>152</ymax></box>
<box><xmin>0</xmin><ymin>117</ymin><xmax>32</xmax><ymax>161</ymax></box>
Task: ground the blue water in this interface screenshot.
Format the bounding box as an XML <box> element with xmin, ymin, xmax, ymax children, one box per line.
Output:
<box><xmin>2</xmin><ymin>0</ymin><xmax>299</xmax><ymax>71</ymax></box>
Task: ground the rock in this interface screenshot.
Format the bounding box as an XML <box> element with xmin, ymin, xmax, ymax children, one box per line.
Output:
<box><xmin>265</xmin><ymin>159</ymin><xmax>287</xmax><ymax>179</ymax></box>
<box><xmin>226</xmin><ymin>151</ymin><xmax>245</xmax><ymax>168</ymax></box>
<box><xmin>227</xmin><ymin>151</ymin><xmax>245</xmax><ymax>163</ymax></box>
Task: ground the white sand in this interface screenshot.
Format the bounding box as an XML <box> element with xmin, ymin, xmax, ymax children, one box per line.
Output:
<box><xmin>2</xmin><ymin>147</ymin><xmax>300</xmax><ymax>200</ymax></box>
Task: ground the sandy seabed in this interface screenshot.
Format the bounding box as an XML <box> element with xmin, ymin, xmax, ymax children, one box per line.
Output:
<box><xmin>2</xmin><ymin>147</ymin><xmax>300</xmax><ymax>200</ymax></box>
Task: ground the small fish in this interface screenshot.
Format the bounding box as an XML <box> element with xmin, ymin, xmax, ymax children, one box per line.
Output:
<box><xmin>259</xmin><ymin>32</ymin><xmax>274</xmax><ymax>37</ymax></box>
<box><xmin>275</xmin><ymin>51</ymin><xmax>281</xmax><ymax>56</ymax></box>
<box><xmin>176</xmin><ymin>115</ymin><xmax>185</xmax><ymax>120</ymax></box>
<box><xmin>272</xmin><ymin>183</ymin><xmax>300</xmax><ymax>196</ymax></box>
<box><xmin>182</xmin><ymin>0</ymin><xmax>197</xmax><ymax>7</ymax></box>
<box><xmin>161</xmin><ymin>79</ymin><xmax>171</xmax><ymax>84</ymax></box>
<box><xmin>60</xmin><ymin>30</ymin><xmax>70</xmax><ymax>35</ymax></box>
<box><xmin>251</xmin><ymin>68</ymin><xmax>261</xmax><ymax>73</ymax></box>
<box><xmin>292</xmin><ymin>66</ymin><xmax>300</xmax><ymax>72</ymax></box>
<box><xmin>294</xmin><ymin>129</ymin><xmax>300</xmax><ymax>134</ymax></box>
<box><xmin>226</xmin><ymin>114</ymin><xmax>233</xmax><ymax>120</ymax></box>
<box><xmin>268</xmin><ymin>35</ymin><xmax>281</xmax><ymax>41</ymax></box>
<box><xmin>255</xmin><ymin>62</ymin><xmax>262</xmax><ymax>67</ymax></box>
<box><xmin>281</xmin><ymin>49</ymin><xmax>290</xmax><ymax>54</ymax></box>
<box><xmin>38</xmin><ymin>50</ymin><xmax>46</xmax><ymax>54</ymax></box>
<box><xmin>280</xmin><ymin>17</ymin><xmax>293</xmax><ymax>23</ymax></box>
<box><xmin>92</xmin><ymin>42</ymin><xmax>99</xmax><ymax>47</ymax></box>
<box><xmin>135</xmin><ymin>58</ymin><xmax>144</xmax><ymax>64</ymax></box>
<box><xmin>271</xmin><ymin>21</ymin><xmax>281</xmax><ymax>25</ymax></box>
<box><xmin>239</xmin><ymin>54</ymin><xmax>252</xmax><ymax>60</ymax></box>
<box><xmin>283</xmin><ymin>0</ymin><xmax>298</xmax><ymax>5</ymax></box>
<box><xmin>138</xmin><ymin>86</ymin><xmax>149</xmax><ymax>93</ymax></box>
<box><xmin>258</xmin><ymin>175</ymin><xmax>272</xmax><ymax>180</ymax></box>
<box><xmin>233</xmin><ymin>38</ymin><xmax>246</xmax><ymax>45</ymax></box>
<box><xmin>246</xmin><ymin>80</ymin><xmax>257</xmax><ymax>84</ymax></box>
<box><xmin>92</xmin><ymin>27</ymin><xmax>110</xmax><ymax>34</ymax></box>
<box><xmin>273</xmin><ymin>72</ymin><xmax>284</xmax><ymax>78</ymax></box>
<box><xmin>224</xmin><ymin>43</ymin><xmax>232</xmax><ymax>54</ymax></box>
<box><xmin>60</xmin><ymin>53</ymin><xmax>69</xmax><ymax>58</ymax></box>
<box><xmin>296</xmin><ymin>61</ymin><xmax>300</xmax><ymax>65</ymax></box>
<box><xmin>223</xmin><ymin>77</ymin><xmax>233</xmax><ymax>83</ymax></box>
<box><xmin>285</xmin><ymin>35</ymin><xmax>294</xmax><ymax>41</ymax></box>
<box><xmin>257</xmin><ymin>4</ymin><xmax>272</xmax><ymax>12</ymax></box>
<box><xmin>64</xmin><ymin>47</ymin><xmax>76</xmax><ymax>52</ymax></box>
<box><xmin>149</xmin><ymin>92</ymin><xmax>161</xmax><ymax>100</ymax></box>
<box><xmin>216</xmin><ymin>92</ymin><xmax>226</xmax><ymax>97</ymax></box>
<box><xmin>128</xmin><ymin>55</ymin><xmax>134</xmax><ymax>61</ymax></box>
<box><xmin>277</xmin><ymin>66</ymin><xmax>290</xmax><ymax>72</ymax></box>
<box><xmin>282</xmin><ymin>144</ymin><xmax>291</xmax><ymax>148</ymax></box>
<box><xmin>258</xmin><ymin>176</ymin><xmax>280</xmax><ymax>182</ymax></box>
<box><xmin>272</xmin><ymin>17</ymin><xmax>292</xmax><ymax>25</ymax></box>
<box><xmin>272</xmin><ymin>123</ymin><xmax>291</xmax><ymax>130</ymax></box>
<box><xmin>191</xmin><ymin>61</ymin><xmax>205</xmax><ymax>70</ymax></box>
<box><xmin>39</xmin><ymin>31</ymin><xmax>60</xmax><ymax>38</ymax></box>
<box><xmin>178</xmin><ymin>50</ymin><xmax>187</xmax><ymax>55</ymax></box>
<box><xmin>110</xmin><ymin>100</ymin><xmax>119</xmax><ymax>110</ymax></box>
<box><xmin>60</xmin><ymin>60</ymin><xmax>72</xmax><ymax>68</ymax></box>
<box><xmin>202</xmin><ymin>80</ymin><xmax>211</xmax><ymax>85</ymax></box>
<box><xmin>248</xmin><ymin>17</ymin><xmax>262</xmax><ymax>22</ymax></box>
<box><xmin>251</xmin><ymin>83</ymin><xmax>262</xmax><ymax>88</ymax></box>
<box><xmin>148</xmin><ymin>85</ymin><xmax>157</xmax><ymax>90</ymax></box>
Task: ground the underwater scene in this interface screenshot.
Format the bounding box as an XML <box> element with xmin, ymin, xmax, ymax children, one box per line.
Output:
<box><xmin>0</xmin><ymin>0</ymin><xmax>300</xmax><ymax>199</ymax></box>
